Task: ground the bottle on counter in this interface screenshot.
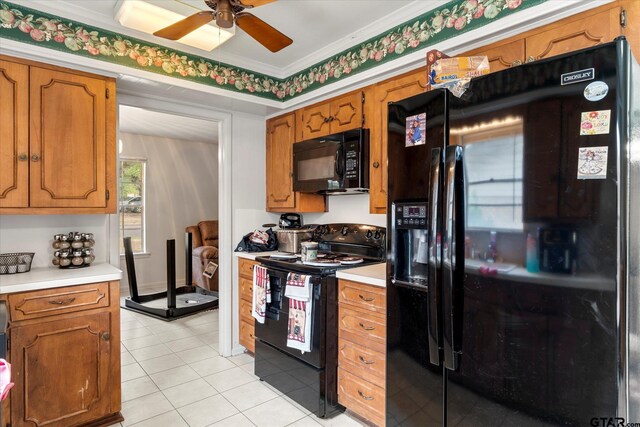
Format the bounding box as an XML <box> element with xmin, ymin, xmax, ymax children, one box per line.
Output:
<box><xmin>526</xmin><ymin>232</ymin><xmax>540</xmax><ymax>273</ymax></box>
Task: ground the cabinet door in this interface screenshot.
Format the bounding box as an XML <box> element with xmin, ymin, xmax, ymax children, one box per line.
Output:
<box><xmin>11</xmin><ymin>312</ymin><xmax>112</xmax><ymax>427</ymax></box>
<box><xmin>330</xmin><ymin>91</ymin><xmax>363</xmax><ymax>133</ymax></box>
<box><xmin>266</xmin><ymin>114</ymin><xmax>296</xmax><ymax>210</ymax></box>
<box><xmin>369</xmin><ymin>70</ymin><xmax>428</xmax><ymax>214</ymax></box>
<box><xmin>300</xmin><ymin>102</ymin><xmax>331</xmax><ymax>140</ymax></box>
<box><xmin>0</xmin><ymin>59</ymin><xmax>29</xmax><ymax>208</ymax></box>
<box><xmin>465</xmin><ymin>39</ymin><xmax>525</xmax><ymax>73</ymax></box>
<box><xmin>29</xmin><ymin>67</ymin><xmax>107</xmax><ymax>208</ymax></box>
<box><xmin>526</xmin><ymin>7</ymin><xmax>620</xmax><ymax>61</ymax></box>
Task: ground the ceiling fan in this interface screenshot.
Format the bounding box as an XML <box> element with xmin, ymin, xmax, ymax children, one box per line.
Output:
<box><xmin>153</xmin><ymin>0</ymin><xmax>292</xmax><ymax>52</ymax></box>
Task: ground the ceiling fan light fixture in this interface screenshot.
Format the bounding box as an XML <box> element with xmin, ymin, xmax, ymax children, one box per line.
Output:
<box><xmin>115</xmin><ymin>0</ymin><xmax>235</xmax><ymax>51</ymax></box>
<box><xmin>215</xmin><ymin>0</ymin><xmax>234</xmax><ymax>28</ymax></box>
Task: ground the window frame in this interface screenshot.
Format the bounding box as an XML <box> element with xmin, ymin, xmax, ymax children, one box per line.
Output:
<box><xmin>460</xmin><ymin>123</ymin><xmax>524</xmax><ymax>232</ymax></box>
<box><xmin>118</xmin><ymin>157</ymin><xmax>148</xmax><ymax>256</ymax></box>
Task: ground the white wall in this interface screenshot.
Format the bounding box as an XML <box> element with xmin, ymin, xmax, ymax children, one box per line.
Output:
<box><xmin>119</xmin><ymin>132</ymin><xmax>218</xmax><ymax>291</ymax></box>
<box><xmin>0</xmin><ymin>215</ymin><xmax>110</xmax><ymax>268</ymax></box>
<box><xmin>288</xmin><ymin>195</ymin><xmax>386</xmax><ymax>227</ymax></box>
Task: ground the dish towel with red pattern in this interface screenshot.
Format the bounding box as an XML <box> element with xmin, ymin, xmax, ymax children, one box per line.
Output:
<box><xmin>285</xmin><ymin>273</ymin><xmax>313</xmax><ymax>353</ymax></box>
<box><xmin>252</xmin><ymin>265</ymin><xmax>271</xmax><ymax>324</ymax></box>
<box><xmin>0</xmin><ymin>359</ymin><xmax>13</xmax><ymax>401</ymax></box>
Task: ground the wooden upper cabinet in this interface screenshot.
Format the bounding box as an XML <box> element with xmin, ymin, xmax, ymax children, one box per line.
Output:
<box><xmin>0</xmin><ymin>59</ymin><xmax>29</xmax><ymax>208</ymax></box>
<box><xmin>29</xmin><ymin>67</ymin><xmax>107</xmax><ymax>208</ymax></box>
<box><xmin>299</xmin><ymin>91</ymin><xmax>363</xmax><ymax>141</ymax></box>
<box><xmin>0</xmin><ymin>55</ymin><xmax>116</xmax><ymax>214</ymax></box>
<box><xmin>526</xmin><ymin>7</ymin><xmax>621</xmax><ymax>61</ymax></box>
<box><xmin>266</xmin><ymin>114</ymin><xmax>326</xmax><ymax>213</ymax></box>
<box><xmin>11</xmin><ymin>311</ymin><xmax>112</xmax><ymax>427</ymax></box>
<box><xmin>369</xmin><ymin>71</ymin><xmax>428</xmax><ymax>214</ymax></box>
<box><xmin>300</xmin><ymin>102</ymin><xmax>332</xmax><ymax>140</ymax></box>
<box><xmin>330</xmin><ymin>91</ymin><xmax>363</xmax><ymax>134</ymax></box>
<box><xmin>266</xmin><ymin>113</ymin><xmax>296</xmax><ymax>210</ymax></box>
<box><xmin>465</xmin><ymin>39</ymin><xmax>526</xmax><ymax>73</ymax></box>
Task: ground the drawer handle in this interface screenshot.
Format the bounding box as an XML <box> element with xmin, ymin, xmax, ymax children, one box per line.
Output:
<box><xmin>48</xmin><ymin>297</ymin><xmax>76</xmax><ymax>305</ymax></box>
<box><xmin>358</xmin><ymin>355</ymin><xmax>375</xmax><ymax>365</ymax></box>
<box><xmin>358</xmin><ymin>294</ymin><xmax>375</xmax><ymax>302</ymax></box>
<box><xmin>359</xmin><ymin>322</ymin><xmax>375</xmax><ymax>331</ymax></box>
<box><xmin>358</xmin><ymin>390</ymin><xmax>374</xmax><ymax>401</ymax></box>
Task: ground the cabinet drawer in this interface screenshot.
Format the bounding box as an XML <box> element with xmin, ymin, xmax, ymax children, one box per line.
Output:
<box><xmin>240</xmin><ymin>277</ymin><xmax>254</xmax><ymax>303</ymax></box>
<box><xmin>339</xmin><ymin>305</ymin><xmax>385</xmax><ymax>354</ymax></box>
<box><xmin>240</xmin><ymin>298</ymin><xmax>254</xmax><ymax>321</ymax></box>
<box><xmin>338</xmin><ymin>279</ymin><xmax>385</xmax><ymax>313</ymax></box>
<box><xmin>338</xmin><ymin>339</ymin><xmax>385</xmax><ymax>388</ymax></box>
<box><xmin>9</xmin><ymin>282</ymin><xmax>110</xmax><ymax>321</ymax></box>
<box><xmin>239</xmin><ymin>319</ymin><xmax>255</xmax><ymax>353</ymax></box>
<box><xmin>239</xmin><ymin>258</ymin><xmax>258</xmax><ymax>279</ymax></box>
<box><xmin>338</xmin><ymin>367</ymin><xmax>385</xmax><ymax>426</ymax></box>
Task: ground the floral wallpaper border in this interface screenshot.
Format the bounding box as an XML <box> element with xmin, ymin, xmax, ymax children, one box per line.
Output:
<box><xmin>0</xmin><ymin>0</ymin><xmax>546</xmax><ymax>101</ymax></box>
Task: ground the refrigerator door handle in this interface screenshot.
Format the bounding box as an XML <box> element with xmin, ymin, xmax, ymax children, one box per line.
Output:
<box><xmin>443</xmin><ymin>145</ymin><xmax>465</xmax><ymax>372</ymax></box>
<box><xmin>427</xmin><ymin>147</ymin><xmax>442</xmax><ymax>366</ymax></box>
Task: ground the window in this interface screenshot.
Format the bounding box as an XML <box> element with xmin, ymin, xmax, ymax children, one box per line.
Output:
<box><xmin>461</xmin><ymin>122</ymin><xmax>523</xmax><ymax>231</ymax></box>
<box><xmin>119</xmin><ymin>159</ymin><xmax>146</xmax><ymax>254</ymax></box>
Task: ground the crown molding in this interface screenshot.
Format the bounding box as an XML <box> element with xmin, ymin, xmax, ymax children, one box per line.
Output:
<box><xmin>0</xmin><ymin>0</ymin><xmax>612</xmax><ymax>106</ymax></box>
<box><xmin>279</xmin><ymin>0</ymin><xmax>449</xmax><ymax>78</ymax></box>
<box><xmin>271</xmin><ymin>0</ymin><xmax>614</xmax><ymax>114</ymax></box>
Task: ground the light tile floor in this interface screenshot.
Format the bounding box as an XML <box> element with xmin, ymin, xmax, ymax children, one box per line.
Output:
<box><xmin>115</xmin><ymin>308</ymin><xmax>364</xmax><ymax>427</ymax></box>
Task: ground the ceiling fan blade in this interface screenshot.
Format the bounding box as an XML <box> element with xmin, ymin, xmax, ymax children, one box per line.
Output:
<box><xmin>236</xmin><ymin>12</ymin><xmax>292</xmax><ymax>53</ymax></box>
<box><xmin>237</xmin><ymin>0</ymin><xmax>277</xmax><ymax>8</ymax></box>
<box><xmin>153</xmin><ymin>11</ymin><xmax>215</xmax><ymax>40</ymax></box>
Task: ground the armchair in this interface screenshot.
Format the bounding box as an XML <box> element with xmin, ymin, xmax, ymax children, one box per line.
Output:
<box><xmin>185</xmin><ymin>220</ymin><xmax>219</xmax><ymax>291</ymax></box>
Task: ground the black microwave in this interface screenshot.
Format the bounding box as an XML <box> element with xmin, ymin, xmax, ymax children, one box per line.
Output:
<box><xmin>293</xmin><ymin>128</ymin><xmax>369</xmax><ymax>194</ymax></box>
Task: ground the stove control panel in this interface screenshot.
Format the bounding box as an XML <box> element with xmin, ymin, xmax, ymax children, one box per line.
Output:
<box><xmin>394</xmin><ymin>201</ymin><xmax>428</xmax><ymax>229</ymax></box>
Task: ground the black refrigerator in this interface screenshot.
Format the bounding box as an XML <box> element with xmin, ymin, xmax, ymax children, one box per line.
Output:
<box><xmin>386</xmin><ymin>38</ymin><xmax>640</xmax><ymax>426</ymax></box>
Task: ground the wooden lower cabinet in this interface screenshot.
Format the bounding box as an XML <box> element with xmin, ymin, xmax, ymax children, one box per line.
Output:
<box><xmin>238</xmin><ymin>258</ymin><xmax>257</xmax><ymax>352</ymax></box>
<box><xmin>5</xmin><ymin>280</ymin><xmax>121</xmax><ymax>427</ymax></box>
<box><xmin>337</xmin><ymin>279</ymin><xmax>386</xmax><ymax>426</ymax></box>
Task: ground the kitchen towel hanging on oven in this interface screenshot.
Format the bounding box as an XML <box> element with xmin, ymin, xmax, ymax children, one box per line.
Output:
<box><xmin>252</xmin><ymin>265</ymin><xmax>271</xmax><ymax>324</ymax></box>
<box><xmin>285</xmin><ymin>273</ymin><xmax>313</xmax><ymax>353</ymax></box>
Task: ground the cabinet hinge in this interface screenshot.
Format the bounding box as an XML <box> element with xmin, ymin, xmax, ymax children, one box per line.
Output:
<box><xmin>620</xmin><ymin>9</ymin><xmax>627</xmax><ymax>28</ymax></box>
<box><xmin>106</xmin><ymin>88</ymin><xmax>110</xmax><ymax>99</ymax></box>
<box><xmin>7</xmin><ymin>338</ymin><xmax>10</xmax><ymax>352</ymax></box>
<box><xmin>362</xmin><ymin>93</ymin><xmax>365</xmax><ymax>104</ymax></box>
<box><xmin>106</xmin><ymin>190</ymin><xmax>110</xmax><ymax>200</ymax></box>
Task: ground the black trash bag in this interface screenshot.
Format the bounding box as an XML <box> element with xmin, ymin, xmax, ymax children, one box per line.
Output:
<box><xmin>235</xmin><ymin>228</ymin><xmax>278</xmax><ymax>252</ymax></box>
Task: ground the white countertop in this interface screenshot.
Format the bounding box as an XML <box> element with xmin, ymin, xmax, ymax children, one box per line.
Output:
<box><xmin>235</xmin><ymin>251</ymin><xmax>282</xmax><ymax>261</ymax></box>
<box><xmin>337</xmin><ymin>263</ymin><xmax>387</xmax><ymax>288</ymax></box>
<box><xmin>0</xmin><ymin>263</ymin><xmax>122</xmax><ymax>294</ymax></box>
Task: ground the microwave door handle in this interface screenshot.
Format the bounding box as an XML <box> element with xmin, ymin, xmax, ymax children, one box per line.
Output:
<box><xmin>427</xmin><ymin>147</ymin><xmax>442</xmax><ymax>366</ymax></box>
<box><xmin>335</xmin><ymin>144</ymin><xmax>345</xmax><ymax>179</ymax></box>
<box><xmin>442</xmin><ymin>145</ymin><xmax>464</xmax><ymax>372</ymax></box>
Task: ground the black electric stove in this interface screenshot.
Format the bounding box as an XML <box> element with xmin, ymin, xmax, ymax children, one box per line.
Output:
<box><xmin>253</xmin><ymin>223</ymin><xmax>386</xmax><ymax>419</ymax></box>
<box><xmin>256</xmin><ymin>223</ymin><xmax>386</xmax><ymax>275</ymax></box>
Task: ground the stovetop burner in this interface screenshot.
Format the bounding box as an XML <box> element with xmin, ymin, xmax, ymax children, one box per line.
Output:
<box><xmin>256</xmin><ymin>223</ymin><xmax>386</xmax><ymax>275</ymax></box>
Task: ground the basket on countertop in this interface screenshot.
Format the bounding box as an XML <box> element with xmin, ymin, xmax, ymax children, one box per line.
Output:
<box><xmin>0</xmin><ymin>252</ymin><xmax>35</xmax><ymax>274</ymax></box>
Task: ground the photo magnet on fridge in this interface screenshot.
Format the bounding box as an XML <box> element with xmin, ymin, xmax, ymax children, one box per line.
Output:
<box><xmin>580</xmin><ymin>110</ymin><xmax>611</xmax><ymax>135</ymax></box>
<box><xmin>577</xmin><ymin>146</ymin><xmax>608</xmax><ymax>180</ymax></box>
<box><xmin>406</xmin><ymin>113</ymin><xmax>426</xmax><ymax>147</ymax></box>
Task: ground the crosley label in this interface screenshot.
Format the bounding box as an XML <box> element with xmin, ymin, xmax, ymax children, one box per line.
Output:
<box><xmin>561</xmin><ymin>68</ymin><xmax>595</xmax><ymax>85</ymax></box>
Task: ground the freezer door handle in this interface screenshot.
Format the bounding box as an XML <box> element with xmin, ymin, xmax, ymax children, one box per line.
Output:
<box><xmin>442</xmin><ymin>145</ymin><xmax>465</xmax><ymax>371</ymax></box>
<box><xmin>427</xmin><ymin>147</ymin><xmax>442</xmax><ymax>366</ymax></box>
